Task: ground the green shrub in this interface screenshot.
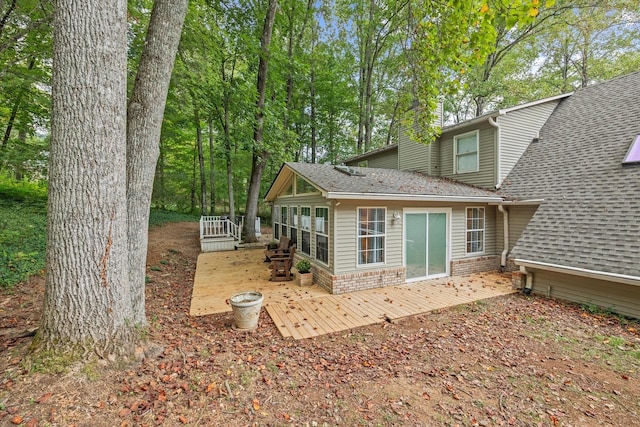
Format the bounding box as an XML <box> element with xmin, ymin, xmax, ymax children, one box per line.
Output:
<box><xmin>0</xmin><ymin>178</ymin><xmax>48</xmax><ymax>288</ymax></box>
<box><xmin>295</xmin><ymin>259</ymin><xmax>311</xmax><ymax>273</ymax></box>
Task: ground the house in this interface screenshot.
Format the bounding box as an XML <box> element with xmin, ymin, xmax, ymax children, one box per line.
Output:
<box><xmin>499</xmin><ymin>72</ymin><xmax>640</xmax><ymax>318</ymax></box>
<box><xmin>265</xmin><ymin>72</ymin><xmax>640</xmax><ymax>318</ymax></box>
<box><xmin>264</xmin><ymin>162</ymin><xmax>503</xmax><ymax>294</ymax></box>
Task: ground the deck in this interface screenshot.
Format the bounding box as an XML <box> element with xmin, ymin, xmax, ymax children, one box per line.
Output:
<box><xmin>190</xmin><ymin>248</ymin><xmax>517</xmax><ymax>339</ymax></box>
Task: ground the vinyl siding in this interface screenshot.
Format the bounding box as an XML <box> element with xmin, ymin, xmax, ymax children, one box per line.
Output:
<box><xmin>398</xmin><ymin>128</ymin><xmax>432</xmax><ymax>173</ymax></box>
<box><xmin>528</xmin><ymin>269</ymin><xmax>640</xmax><ymax>319</ymax></box>
<box><xmin>344</xmin><ymin>146</ymin><xmax>399</xmax><ymax>169</ymax></box>
<box><xmin>497</xmin><ymin>101</ymin><xmax>561</xmax><ymax>185</ymax></box>
<box><xmin>439</xmin><ymin>123</ymin><xmax>496</xmax><ymax>189</ymax></box>
<box><xmin>451</xmin><ymin>205</ymin><xmax>497</xmax><ymax>260</ymax></box>
<box><xmin>366</xmin><ymin>150</ymin><xmax>398</xmax><ymax>169</ymax></box>
<box><xmin>333</xmin><ymin>201</ymin><xmax>497</xmax><ymax>276</ymax></box>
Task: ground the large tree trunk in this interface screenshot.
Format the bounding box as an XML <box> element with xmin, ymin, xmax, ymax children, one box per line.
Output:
<box><xmin>244</xmin><ymin>0</ymin><xmax>277</xmax><ymax>243</ymax></box>
<box><xmin>40</xmin><ymin>0</ymin><xmax>134</xmax><ymax>356</ymax></box>
<box><xmin>126</xmin><ymin>0</ymin><xmax>188</xmax><ymax>326</ymax></box>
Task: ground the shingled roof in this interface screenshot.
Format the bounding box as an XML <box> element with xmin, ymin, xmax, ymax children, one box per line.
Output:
<box><xmin>266</xmin><ymin>162</ymin><xmax>501</xmax><ymax>202</ymax></box>
<box><xmin>500</xmin><ymin>72</ymin><xmax>640</xmax><ymax>278</ymax></box>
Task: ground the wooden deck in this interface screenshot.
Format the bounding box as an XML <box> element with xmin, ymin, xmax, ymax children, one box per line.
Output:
<box><xmin>189</xmin><ymin>249</ymin><xmax>329</xmax><ymax>316</ymax></box>
<box><xmin>190</xmin><ymin>248</ymin><xmax>517</xmax><ymax>339</ymax></box>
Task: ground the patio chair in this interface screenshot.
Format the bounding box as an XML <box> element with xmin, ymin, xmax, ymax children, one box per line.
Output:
<box><xmin>264</xmin><ymin>235</ymin><xmax>294</xmax><ymax>262</ymax></box>
<box><xmin>269</xmin><ymin>245</ymin><xmax>296</xmax><ymax>282</ymax></box>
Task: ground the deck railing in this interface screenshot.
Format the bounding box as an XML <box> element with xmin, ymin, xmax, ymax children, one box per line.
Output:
<box><xmin>200</xmin><ymin>216</ymin><xmax>241</xmax><ymax>242</ymax></box>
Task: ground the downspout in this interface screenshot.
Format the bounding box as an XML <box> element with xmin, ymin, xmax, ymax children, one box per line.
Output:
<box><xmin>497</xmin><ymin>204</ymin><xmax>509</xmax><ymax>272</ymax></box>
<box><xmin>488</xmin><ymin>116</ymin><xmax>501</xmax><ymax>189</ymax></box>
<box><xmin>520</xmin><ymin>265</ymin><xmax>533</xmax><ymax>295</ymax></box>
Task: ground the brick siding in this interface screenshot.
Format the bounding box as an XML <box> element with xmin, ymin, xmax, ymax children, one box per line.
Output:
<box><xmin>314</xmin><ymin>265</ymin><xmax>406</xmax><ymax>295</ymax></box>
<box><xmin>450</xmin><ymin>255</ymin><xmax>500</xmax><ymax>276</ymax></box>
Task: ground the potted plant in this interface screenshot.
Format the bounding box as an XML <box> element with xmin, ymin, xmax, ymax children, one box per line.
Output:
<box><xmin>295</xmin><ymin>259</ymin><xmax>313</xmax><ymax>287</ymax></box>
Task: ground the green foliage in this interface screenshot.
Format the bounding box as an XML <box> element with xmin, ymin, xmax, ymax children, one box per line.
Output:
<box><xmin>0</xmin><ymin>175</ymin><xmax>47</xmax><ymax>288</ymax></box>
<box><xmin>148</xmin><ymin>208</ymin><xmax>199</xmax><ymax>227</ymax></box>
<box><xmin>295</xmin><ymin>258</ymin><xmax>311</xmax><ymax>273</ymax></box>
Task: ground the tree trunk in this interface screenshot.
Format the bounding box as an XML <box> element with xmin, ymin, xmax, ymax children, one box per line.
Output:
<box><xmin>40</xmin><ymin>0</ymin><xmax>134</xmax><ymax>356</ymax></box>
<box><xmin>244</xmin><ymin>0</ymin><xmax>277</xmax><ymax>243</ymax></box>
<box><xmin>208</xmin><ymin>117</ymin><xmax>215</xmax><ymax>216</ymax></box>
<box><xmin>193</xmin><ymin>101</ymin><xmax>206</xmax><ymax>216</ymax></box>
<box><xmin>310</xmin><ymin>65</ymin><xmax>316</xmax><ymax>163</ymax></box>
<box><xmin>126</xmin><ymin>0</ymin><xmax>188</xmax><ymax>326</ymax></box>
<box><xmin>1</xmin><ymin>58</ymin><xmax>35</xmax><ymax>149</ymax></box>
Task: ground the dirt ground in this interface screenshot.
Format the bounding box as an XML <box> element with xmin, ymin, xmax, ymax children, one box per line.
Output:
<box><xmin>1</xmin><ymin>222</ymin><xmax>639</xmax><ymax>427</ymax></box>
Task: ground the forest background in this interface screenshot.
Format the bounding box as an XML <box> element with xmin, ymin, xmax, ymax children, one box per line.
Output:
<box><xmin>1</xmin><ymin>0</ymin><xmax>639</xmax><ymax>225</ymax></box>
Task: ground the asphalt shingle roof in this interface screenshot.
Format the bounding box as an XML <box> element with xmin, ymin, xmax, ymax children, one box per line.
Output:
<box><xmin>285</xmin><ymin>162</ymin><xmax>499</xmax><ymax>199</ymax></box>
<box><xmin>499</xmin><ymin>72</ymin><xmax>640</xmax><ymax>278</ymax></box>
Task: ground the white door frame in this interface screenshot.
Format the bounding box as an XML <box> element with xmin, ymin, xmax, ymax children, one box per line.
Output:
<box><xmin>403</xmin><ymin>208</ymin><xmax>451</xmax><ymax>282</ymax></box>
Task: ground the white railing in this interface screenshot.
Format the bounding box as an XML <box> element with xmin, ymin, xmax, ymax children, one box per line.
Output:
<box><xmin>200</xmin><ymin>216</ymin><xmax>241</xmax><ymax>242</ymax></box>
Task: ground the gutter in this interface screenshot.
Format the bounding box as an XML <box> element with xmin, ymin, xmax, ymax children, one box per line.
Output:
<box><xmin>497</xmin><ymin>204</ymin><xmax>509</xmax><ymax>271</ymax></box>
<box><xmin>325</xmin><ymin>192</ymin><xmax>503</xmax><ymax>203</ymax></box>
<box><xmin>515</xmin><ymin>259</ymin><xmax>640</xmax><ymax>287</ymax></box>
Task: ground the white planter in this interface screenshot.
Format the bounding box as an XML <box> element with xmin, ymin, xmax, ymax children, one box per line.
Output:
<box><xmin>229</xmin><ymin>291</ymin><xmax>263</xmax><ymax>330</ymax></box>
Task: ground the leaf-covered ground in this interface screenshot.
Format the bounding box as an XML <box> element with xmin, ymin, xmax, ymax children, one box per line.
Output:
<box><xmin>1</xmin><ymin>222</ymin><xmax>639</xmax><ymax>426</ymax></box>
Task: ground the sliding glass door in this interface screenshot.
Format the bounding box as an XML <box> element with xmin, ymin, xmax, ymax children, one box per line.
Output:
<box><xmin>404</xmin><ymin>210</ymin><xmax>449</xmax><ymax>281</ymax></box>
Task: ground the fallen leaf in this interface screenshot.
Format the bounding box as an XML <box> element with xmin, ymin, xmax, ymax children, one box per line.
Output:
<box><xmin>253</xmin><ymin>398</ymin><xmax>260</xmax><ymax>410</ymax></box>
<box><xmin>178</xmin><ymin>415</ymin><xmax>188</xmax><ymax>424</ymax></box>
<box><xmin>10</xmin><ymin>415</ymin><xmax>23</xmax><ymax>425</ymax></box>
<box><xmin>37</xmin><ymin>393</ymin><xmax>52</xmax><ymax>404</ymax></box>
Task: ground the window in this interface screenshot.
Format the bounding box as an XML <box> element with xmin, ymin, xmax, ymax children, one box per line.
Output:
<box><xmin>315</xmin><ymin>207</ymin><xmax>329</xmax><ymax>264</ymax></box>
<box><xmin>454</xmin><ymin>131</ymin><xmax>479</xmax><ymax>173</ymax></box>
<box><xmin>280</xmin><ymin>206</ymin><xmax>288</xmax><ymax>237</ymax></box>
<box><xmin>273</xmin><ymin>205</ymin><xmax>280</xmax><ymax>240</ymax></box>
<box><xmin>466</xmin><ymin>207</ymin><xmax>485</xmax><ymax>254</ymax></box>
<box><xmin>623</xmin><ymin>135</ymin><xmax>640</xmax><ymax>164</ymax></box>
<box><xmin>358</xmin><ymin>208</ymin><xmax>385</xmax><ymax>265</ymax></box>
<box><xmin>300</xmin><ymin>207</ymin><xmax>311</xmax><ymax>255</ymax></box>
<box><xmin>296</xmin><ymin>176</ymin><xmax>316</xmax><ymax>194</ymax></box>
<box><xmin>289</xmin><ymin>206</ymin><xmax>298</xmax><ymax>246</ymax></box>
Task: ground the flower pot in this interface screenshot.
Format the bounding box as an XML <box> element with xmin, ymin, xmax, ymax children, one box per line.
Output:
<box><xmin>296</xmin><ymin>272</ymin><xmax>313</xmax><ymax>287</ymax></box>
<box><xmin>229</xmin><ymin>291</ymin><xmax>263</xmax><ymax>330</ymax></box>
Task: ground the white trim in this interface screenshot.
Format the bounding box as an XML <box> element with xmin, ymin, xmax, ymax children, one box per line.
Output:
<box><xmin>515</xmin><ymin>259</ymin><xmax>640</xmax><ymax>287</ymax></box>
<box><xmin>300</xmin><ymin>206</ymin><xmax>311</xmax><ymax>255</ymax></box>
<box><xmin>403</xmin><ymin>208</ymin><xmax>452</xmax><ymax>281</ymax></box>
<box><xmin>465</xmin><ymin>206</ymin><xmax>485</xmax><ymax>255</ymax></box>
<box><xmin>314</xmin><ymin>206</ymin><xmax>330</xmax><ymax>266</ymax></box>
<box><xmin>326</xmin><ymin>192</ymin><xmax>502</xmax><ymax>203</ymax></box>
<box><xmin>454</xmin><ymin>130</ymin><xmax>480</xmax><ymax>174</ymax></box>
<box><xmin>497</xmin><ymin>93</ymin><xmax>573</xmax><ymax>115</ymax></box>
<box><xmin>489</xmin><ymin>199</ymin><xmax>543</xmax><ymax>206</ymax></box>
<box><xmin>356</xmin><ymin>206</ymin><xmax>387</xmax><ymax>267</ymax></box>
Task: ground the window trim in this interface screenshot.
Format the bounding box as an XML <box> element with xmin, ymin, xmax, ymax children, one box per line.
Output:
<box><xmin>273</xmin><ymin>204</ymin><xmax>280</xmax><ymax>240</ymax></box>
<box><xmin>315</xmin><ymin>206</ymin><xmax>329</xmax><ymax>265</ymax></box>
<box><xmin>356</xmin><ymin>207</ymin><xmax>387</xmax><ymax>267</ymax></box>
<box><xmin>623</xmin><ymin>134</ymin><xmax>640</xmax><ymax>165</ymax></box>
<box><xmin>454</xmin><ymin>130</ymin><xmax>479</xmax><ymax>174</ymax></box>
<box><xmin>280</xmin><ymin>205</ymin><xmax>288</xmax><ymax>237</ymax></box>
<box><xmin>300</xmin><ymin>206</ymin><xmax>311</xmax><ymax>255</ymax></box>
<box><xmin>465</xmin><ymin>206</ymin><xmax>485</xmax><ymax>255</ymax></box>
<box><xmin>289</xmin><ymin>206</ymin><xmax>298</xmax><ymax>246</ymax></box>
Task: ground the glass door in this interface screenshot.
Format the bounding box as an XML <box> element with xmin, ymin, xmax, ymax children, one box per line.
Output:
<box><xmin>405</xmin><ymin>213</ymin><xmax>427</xmax><ymax>280</ymax></box>
<box><xmin>404</xmin><ymin>210</ymin><xmax>448</xmax><ymax>281</ymax></box>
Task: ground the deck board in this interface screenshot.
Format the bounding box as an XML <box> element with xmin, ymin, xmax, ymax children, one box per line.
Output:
<box><xmin>191</xmin><ymin>247</ymin><xmax>517</xmax><ymax>339</ymax></box>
